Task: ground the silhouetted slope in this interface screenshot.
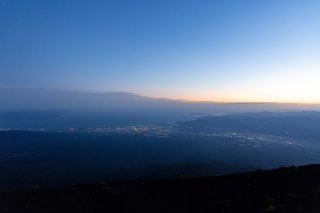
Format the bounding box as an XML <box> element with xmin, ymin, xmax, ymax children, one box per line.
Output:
<box><xmin>1</xmin><ymin>164</ymin><xmax>320</xmax><ymax>212</ymax></box>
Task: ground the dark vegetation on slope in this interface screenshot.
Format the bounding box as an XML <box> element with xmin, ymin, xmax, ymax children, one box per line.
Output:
<box><xmin>1</xmin><ymin>164</ymin><xmax>320</xmax><ymax>213</ymax></box>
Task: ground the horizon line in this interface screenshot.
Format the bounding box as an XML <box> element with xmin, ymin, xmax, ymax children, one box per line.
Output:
<box><xmin>1</xmin><ymin>86</ymin><xmax>320</xmax><ymax>106</ymax></box>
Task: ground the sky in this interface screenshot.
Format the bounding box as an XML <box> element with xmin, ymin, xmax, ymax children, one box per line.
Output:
<box><xmin>1</xmin><ymin>0</ymin><xmax>320</xmax><ymax>103</ymax></box>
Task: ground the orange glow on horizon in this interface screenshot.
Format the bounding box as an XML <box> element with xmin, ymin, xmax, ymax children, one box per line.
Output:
<box><xmin>143</xmin><ymin>69</ymin><xmax>320</xmax><ymax>105</ymax></box>
<box><xmin>181</xmin><ymin>97</ymin><xmax>320</xmax><ymax>105</ymax></box>
<box><xmin>149</xmin><ymin>93</ymin><xmax>320</xmax><ymax>105</ymax></box>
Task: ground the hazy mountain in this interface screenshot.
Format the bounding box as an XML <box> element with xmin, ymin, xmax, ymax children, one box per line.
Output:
<box><xmin>0</xmin><ymin>87</ymin><xmax>176</xmax><ymax>110</ymax></box>
<box><xmin>0</xmin><ymin>88</ymin><xmax>319</xmax><ymax>128</ymax></box>
<box><xmin>1</xmin><ymin>87</ymin><xmax>319</xmax><ymax>111</ymax></box>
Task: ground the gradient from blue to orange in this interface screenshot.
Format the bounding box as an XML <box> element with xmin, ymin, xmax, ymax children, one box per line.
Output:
<box><xmin>1</xmin><ymin>0</ymin><xmax>319</xmax><ymax>103</ymax></box>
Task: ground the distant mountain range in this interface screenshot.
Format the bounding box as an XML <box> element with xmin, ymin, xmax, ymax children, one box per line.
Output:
<box><xmin>0</xmin><ymin>87</ymin><xmax>319</xmax><ymax>128</ymax></box>
<box><xmin>1</xmin><ymin>87</ymin><xmax>319</xmax><ymax>111</ymax></box>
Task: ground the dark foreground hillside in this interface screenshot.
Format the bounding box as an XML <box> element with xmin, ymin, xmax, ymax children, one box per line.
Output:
<box><xmin>1</xmin><ymin>165</ymin><xmax>320</xmax><ymax>213</ymax></box>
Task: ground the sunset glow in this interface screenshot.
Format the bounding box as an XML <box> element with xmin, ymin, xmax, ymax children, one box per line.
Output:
<box><xmin>1</xmin><ymin>0</ymin><xmax>320</xmax><ymax>104</ymax></box>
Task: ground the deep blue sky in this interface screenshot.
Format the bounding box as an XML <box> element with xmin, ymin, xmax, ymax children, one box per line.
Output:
<box><xmin>1</xmin><ymin>0</ymin><xmax>319</xmax><ymax>102</ymax></box>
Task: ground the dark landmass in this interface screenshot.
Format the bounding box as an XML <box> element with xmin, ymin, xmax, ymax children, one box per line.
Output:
<box><xmin>2</xmin><ymin>110</ymin><xmax>320</xmax><ymax>191</ymax></box>
<box><xmin>1</xmin><ymin>164</ymin><xmax>320</xmax><ymax>213</ymax></box>
<box><xmin>2</xmin><ymin>124</ymin><xmax>320</xmax><ymax>191</ymax></box>
<box><xmin>1</xmin><ymin>111</ymin><xmax>320</xmax><ymax>212</ymax></box>
<box><xmin>0</xmin><ymin>130</ymin><xmax>257</xmax><ymax>191</ymax></box>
